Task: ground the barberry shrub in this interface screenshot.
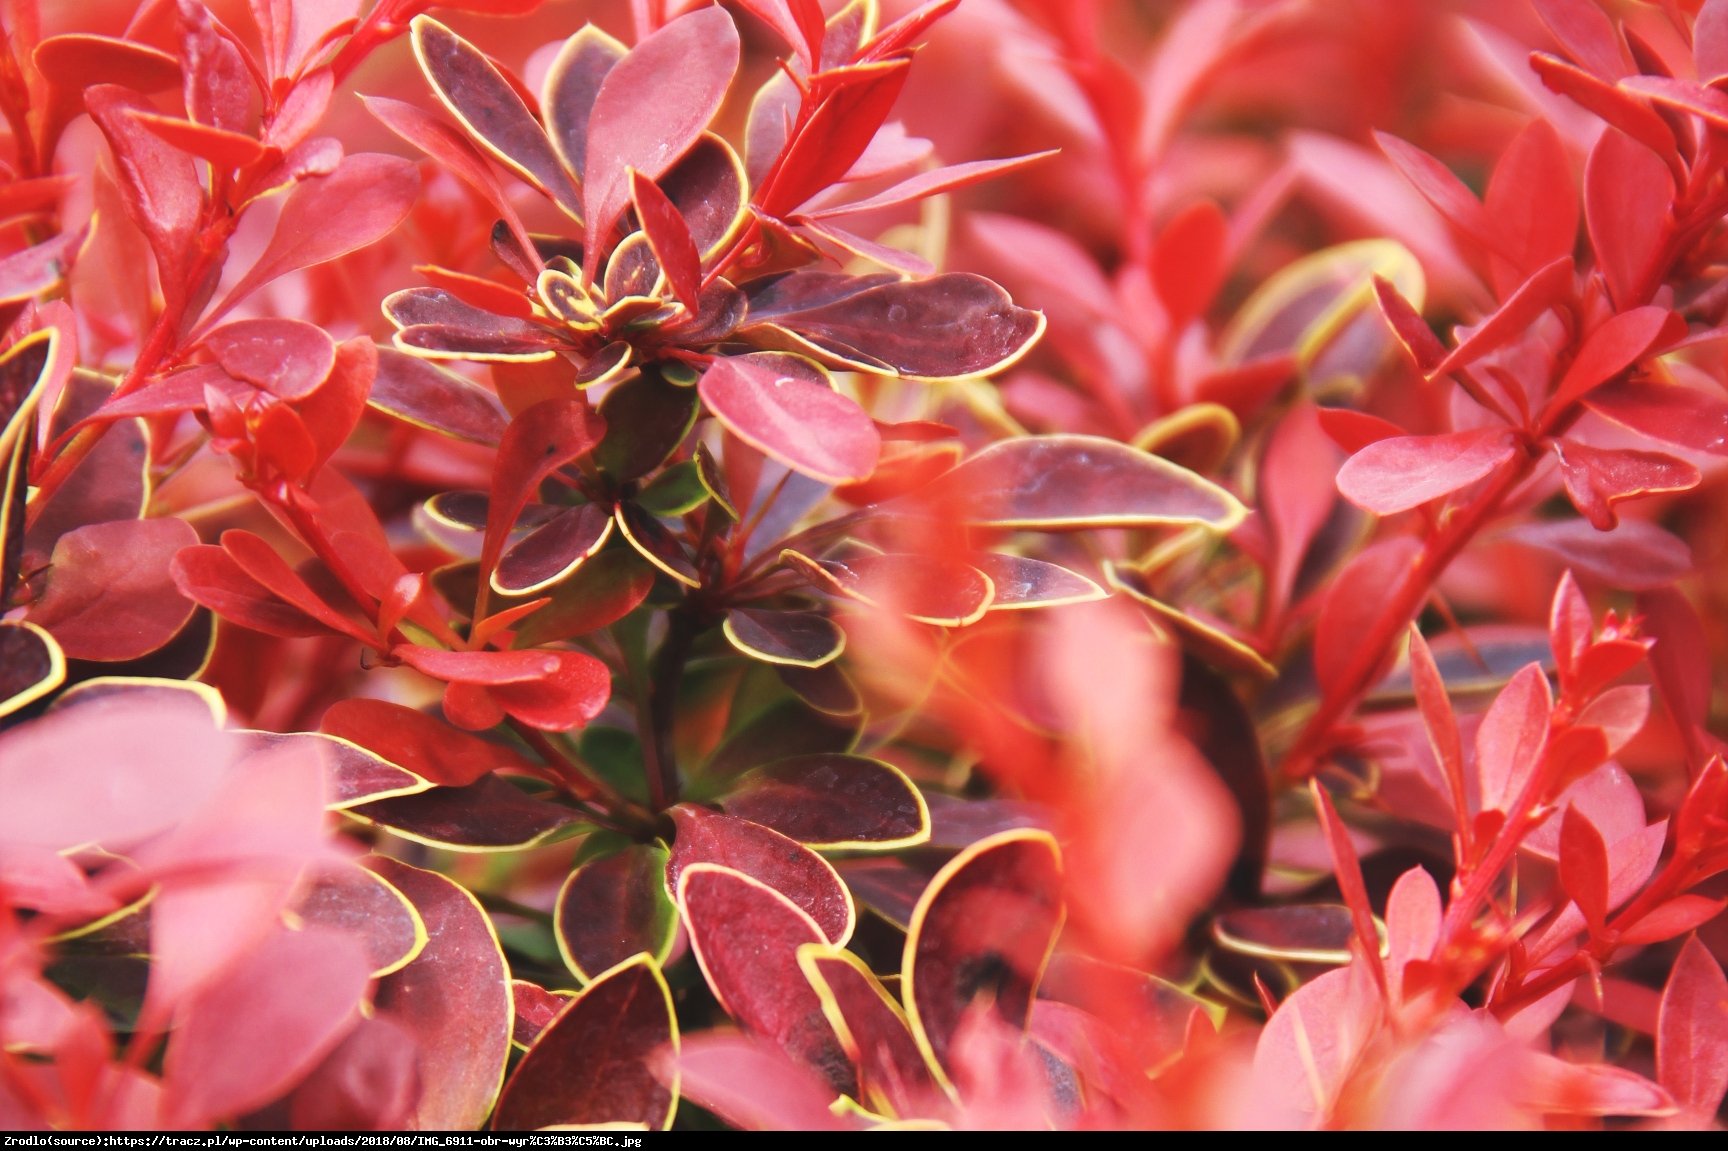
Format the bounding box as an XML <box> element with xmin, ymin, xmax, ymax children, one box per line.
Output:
<box><xmin>3</xmin><ymin>0</ymin><xmax>1727</xmax><ymax>1132</ymax></box>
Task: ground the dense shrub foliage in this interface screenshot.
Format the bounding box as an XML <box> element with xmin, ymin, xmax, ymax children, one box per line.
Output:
<box><xmin>2</xmin><ymin>0</ymin><xmax>1727</xmax><ymax>1131</ymax></box>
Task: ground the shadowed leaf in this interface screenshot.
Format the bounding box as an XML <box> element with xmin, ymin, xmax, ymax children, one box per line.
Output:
<box><xmin>349</xmin><ymin>775</ymin><xmax>582</xmax><ymax>851</ymax></box>
<box><xmin>798</xmin><ymin>943</ymin><xmax>936</xmax><ymax>1116</ymax></box>
<box><xmin>723</xmin><ymin>608</ymin><xmax>845</xmax><ymax>667</ymax></box>
<box><xmin>0</xmin><ymin>621</ymin><xmax>66</xmax><ymax>719</ymax></box>
<box><xmin>720</xmin><ymin>754</ymin><xmax>928</xmax><ymax>851</ymax></box>
<box><xmin>668</xmin><ymin>805</ymin><xmax>854</xmax><ymax>944</ymax></box>
<box><xmin>782</xmin><ymin>550</ymin><xmax>993</xmax><ymax>627</ymax></box>
<box><xmin>555</xmin><ymin>843</ymin><xmax>677</xmax><ymax>982</ymax></box>
<box><xmin>368</xmin><ymin>347</ymin><xmax>509</xmax><ymax>444</ymax></box>
<box><xmin>493</xmin><ymin>956</ymin><xmax>677</xmax><ymax>1130</ymax></box>
<box><xmin>28</xmin><ymin>519</ymin><xmax>197</xmax><ymax>662</ymax></box>
<box><xmin>493</xmin><ymin>504</ymin><xmax>613</xmax><ymax>596</ymax></box>
<box><xmin>291</xmin><ymin>862</ymin><xmax>428</xmax><ymax>978</ymax></box>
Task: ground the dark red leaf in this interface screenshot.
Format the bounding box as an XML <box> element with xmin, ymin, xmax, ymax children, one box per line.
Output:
<box><xmin>170</xmin><ymin>545</ymin><xmax>327</xmax><ymax>639</ymax></box>
<box><xmin>699</xmin><ymin>353</ymin><xmax>879</xmax><ymax>485</ymax></box>
<box><xmin>667</xmin><ymin>804</ymin><xmax>854</xmax><ymax>944</ymax></box>
<box><xmin>719</xmin><ymin>753</ymin><xmax>929</xmax><ymax>850</ymax></box>
<box><xmin>675</xmin><ymin>863</ymin><xmax>851</xmax><ymax>1088</ymax></box>
<box><xmin>722</xmin><ymin>608</ymin><xmax>845</xmax><ymax>667</ymax></box>
<box><xmin>903</xmin><ymin>829</ymin><xmax>1063</xmax><ymax>1083</ymax></box>
<box><xmin>555</xmin><ymin>843</ymin><xmax>677</xmax><ymax>981</ymax></box>
<box><xmin>541</xmin><ymin>24</ymin><xmax>626</xmax><ymax>179</ymax></box>
<box><xmin>510</xmin><ymin>550</ymin><xmax>656</xmax><ymax>648</ymax></box>
<box><xmin>1507</xmin><ymin>518</ymin><xmax>1692</xmax><ymax>590</ymax></box>
<box><xmin>368</xmin><ymin>858</ymin><xmax>512</xmax><ymax>1131</ymax></box>
<box><xmin>1657</xmin><ymin>936</ymin><xmax>1728</xmax><ymax>1120</ymax></box>
<box><xmin>493</xmin><ymin>504</ymin><xmax>613</xmax><ymax>597</ymax></box>
<box><xmin>798</xmin><ymin>943</ymin><xmax>935</xmax><ymax>1117</ymax></box>
<box><xmin>349</xmin><ymin>775</ymin><xmax>581</xmax><ymax>851</ymax></box>
<box><xmin>1213</xmin><ymin>904</ymin><xmax>1356</xmax><ymax>964</ymax></box>
<box><xmin>1336</xmin><ymin>427</ymin><xmax>1518</xmax><ymax>515</ymax></box>
<box><xmin>744</xmin><ymin>271</ymin><xmax>1045</xmax><ymax>380</ymax></box>
<box><xmin>0</xmin><ymin>621</ymin><xmax>65</xmax><ymax>719</ymax></box>
<box><xmin>583</xmin><ymin>7</ymin><xmax>740</xmax><ymax>273</ymax></box>
<box><xmin>493</xmin><ymin>956</ymin><xmax>677</xmax><ymax>1130</ymax></box>
<box><xmin>615</xmin><ymin>502</ymin><xmax>700</xmax><ymax>588</ymax></box>
<box><xmin>212</xmin><ymin>153</ymin><xmax>420</xmax><ymax>322</ymax></box>
<box><xmin>972</xmin><ymin>553</ymin><xmax>1107</xmax><ymax>611</ymax></box>
<box><xmin>907</xmin><ymin>434</ymin><xmax>1244</xmax><ymax>530</ymax></box>
<box><xmin>289</xmin><ymin>862</ymin><xmax>427</xmax><ymax>978</ymax></box>
<box><xmin>163</xmin><ymin>924</ymin><xmax>372</xmax><ymax>1126</ymax></box>
<box><xmin>1584</xmin><ymin>129</ymin><xmax>1673</xmax><ymax>311</ymax></box>
<box><xmin>661</xmin><ymin>134</ymin><xmax>750</xmax><ymax>258</ymax></box>
<box><xmin>1555</xmin><ymin>442</ymin><xmax>1699</xmax><ymax>530</ymax></box>
<box><xmin>285</xmin><ymin>1016</ymin><xmax>419</xmax><ymax>1132</ymax></box>
<box><xmin>782</xmin><ymin>549</ymin><xmax>993</xmax><ymax>628</ymax></box>
<box><xmin>368</xmin><ymin>346</ymin><xmax>509</xmax><ymax>445</ymax></box>
<box><xmin>483</xmin><ymin>397</ymin><xmax>606</xmax><ymax>577</ymax></box>
<box><xmin>593</xmin><ymin>365</ymin><xmax>698</xmax><ymax>481</ymax></box>
<box><xmin>28</xmin><ymin>518</ymin><xmax>197</xmax><ymax>662</ymax></box>
<box><xmin>410</xmin><ymin>17</ymin><xmax>579</xmax><ymax>218</ymax></box>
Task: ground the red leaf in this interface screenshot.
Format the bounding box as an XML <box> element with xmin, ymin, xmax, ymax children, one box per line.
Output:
<box><xmin>1316</xmin><ymin>407</ymin><xmax>1406</xmax><ymax>454</ymax></box>
<box><xmin>1559</xmin><ymin>805</ymin><xmax>1611</xmax><ymax>936</ymax></box>
<box><xmin>84</xmin><ymin>86</ymin><xmax>201</xmax><ymax>306</ymax></box>
<box><xmin>131</xmin><ymin>112</ymin><xmax>266</xmax><ymax>170</ymax></box>
<box><xmin>1384</xmin><ymin>866</ymin><xmax>1442</xmax><ymax>1002</ymax></box>
<box><xmin>162</xmin><ymin>925</ymin><xmax>372</xmax><ymax>1126</ymax></box>
<box><xmin>1698</xmin><ymin>0</ymin><xmax>1728</xmax><ymax>81</ymax></box>
<box><xmin>1408</xmin><ymin>627</ymin><xmax>1468</xmax><ymax>833</ymax></box>
<box><xmin>1555</xmin><ymin>442</ymin><xmax>1699</xmax><ymax>530</ymax></box>
<box><xmin>1533</xmin><ymin>0</ymin><xmax>1628</xmax><ymax>79</ymax></box>
<box><xmin>1532</xmin><ymin>53</ymin><xmax>1677</xmax><ymax>164</ymax></box>
<box><xmin>297</xmin><ymin>336</ymin><xmax>375</xmax><ymax>474</ymax></box>
<box><xmin>903</xmin><ymin>830</ymin><xmax>1063</xmax><ymax>1084</ymax></box>
<box><xmin>1311</xmin><ymin>783</ymin><xmax>1387</xmax><ymax>995</ymax></box>
<box><xmin>1375</xmin><ymin>131</ymin><xmax>1499</xmax><ymax>256</ymax></box>
<box><xmin>511</xmin><ymin>550</ymin><xmax>657</xmax><ymax>648</ymax></box>
<box><xmin>492</xmin><ymin>956</ymin><xmax>677</xmax><ymax>1131</ymax></box>
<box><xmin>1618</xmin><ymin>895</ymin><xmax>1728</xmax><ymax>946</ymax></box>
<box><xmin>723</xmin><ymin>608</ymin><xmax>845</xmax><ymax>667</ymax></box>
<box><xmin>211</xmin><ymin>153</ymin><xmax>420</xmax><ymax>322</ymax></box>
<box><xmin>493</xmin><ymin>504</ymin><xmax>613</xmax><ymax>597</ymax></box>
<box><xmin>1585</xmin><ymin>378</ymin><xmax>1728</xmax><ymax>455</ymax></box>
<box><xmin>1486</xmin><ymin>119</ymin><xmax>1577</xmax><ymax>293</ymax></box>
<box><xmin>483</xmin><ymin>397</ymin><xmax>605</xmax><ymax>577</ymax></box>
<box><xmin>667</xmin><ymin>805</ymin><xmax>854</xmax><ymax>944</ymax></box>
<box><xmin>629</xmin><ymin>170</ymin><xmax>701</xmax><ymax>312</ymax></box>
<box><xmin>285</xmin><ymin>1016</ymin><xmax>419</xmax><ymax>1132</ymax></box>
<box><xmin>910</xmin><ymin>433</ymin><xmax>1244</xmax><ymax>530</ymax></box>
<box><xmin>220</xmin><ymin>530</ymin><xmax>372</xmax><ymax>642</ymax></box>
<box><xmin>169</xmin><ymin>544</ymin><xmax>327</xmax><ymax>638</ymax></box>
<box><xmin>1373</xmin><ymin>276</ymin><xmax>1445</xmax><ymax>374</ymax></box>
<box><xmin>1548</xmin><ymin>306</ymin><xmax>1675</xmax><ymax>415</ymax></box>
<box><xmin>1657</xmin><ymin>936</ymin><xmax>1728</xmax><ymax>1121</ymax></box>
<box><xmin>1639</xmin><ymin>587</ymin><xmax>1712</xmax><ymax>757</ymax></box>
<box><xmin>719</xmin><ymin>753</ymin><xmax>928</xmax><ymax>850</ymax></box>
<box><xmin>1336</xmin><ymin>427</ymin><xmax>1518</xmax><ymax>516</ymax></box>
<box><xmin>699</xmin><ymin>353</ymin><xmax>879</xmax><ymax>485</ymax></box>
<box><xmin>735</xmin><ymin>0</ymin><xmax>825</xmax><ymax>71</ymax></box>
<box><xmin>28</xmin><ymin>518</ymin><xmax>197</xmax><ymax>662</ymax></box>
<box><xmin>675</xmin><ymin>863</ymin><xmax>851</xmax><ymax>1087</ymax></box>
<box><xmin>555</xmin><ymin>843</ymin><xmax>677</xmax><ymax>981</ymax></box>
<box><xmin>1151</xmin><ymin>199</ymin><xmax>1229</xmax><ymax>329</ymax></box>
<box><xmin>583</xmin><ymin>7</ymin><xmax>740</xmax><ymax>274</ymax></box>
<box><xmin>179</xmin><ymin>1</ymin><xmax>251</xmax><ymax>134</ymax></box>
<box><xmin>203</xmin><ymin>318</ymin><xmax>336</xmax><ymax>400</ymax></box>
<box><xmin>368</xmin><ymin>858</ymin><xmax>512</xmax><ymax>1131</ymax></box>
<box><xmin>1431</xmin><ymin>255</ymin><xmax>1574</xmax><ymax>377</ymax></box>
<box><xmin>321</xmin><ymin>699</ymin><xmax>533</xmax><ymax>787</ymax></box>
<box><xmin>1261</xmin><ymin>402</ymin><xmax>1343</xmax><ymax>626</ymax></box>
<box><xmin>1313</xmin><ymin>536</ymin><xmax>1421</xmax><ymax>699</ymax></box>
<box><xmin>1584</xmin><ymin>130</ymin><xmax>1673</xmax><ymax>311</ymax></box>
<box><xmin>1476</xmin><ymin>662</ymin><xmax>1554</xmax><ymax>815</ymax></box>
<box><xmin>806</xmin><ymin>151</ymin><xmax>1058</xmax><ymax>224</ymax></box>
<box><xmin>397</xmin><ymin>646</ymin><xmax>610</xmax><ymax>732</ymax></box>
<box><xmin>757</xmin><ymin>60</ymin><xmax>910</xmax><ymax>217</ymax></box>
<box><xmin>409</xmin><ymin>17</ymin><xmax>579</xmax><ymax>218</ymax></box>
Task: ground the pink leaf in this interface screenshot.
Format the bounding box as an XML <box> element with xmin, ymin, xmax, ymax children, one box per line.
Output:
<box><xmin>1485</xmin><ymin>119</ymin><xmax>1577</xmax><ymax>292</ymax></box>
<box><xmin>666</xmin><ymin>1032</ymin><xmax>854</xmax><ymax>1131</ymax></box>
<box><xmin>163</xmin><ymin>925</ymin><xmax>372</xmax><ymax>1126</ymax></box>
<box><xmin>1475</xmin><ymin>662</ymin><xmax>1554</xmax><ymax>815</ymax></box>
<box><xmin>1533</xmin><ymin>0</ymin><xmax>1628</xmax><ymax>79</ymax></box>
<box><xmin>806</xmin><ymin>151</ymin><xmax>1057</xmax><ymax>223</ymax></box>
<box><xmin>1432</xmin><ymin>255</ymin><xmax>1574</xmax><ymax>377</ymax></box>
<box><xmin>1313</xmin><ymin>536</ymin><xmax>1421</xmax><ymax>699</ymax></box>
<box><xmin>1555</xmin><ymin>441</ymin><xmax>1699</xmax><ymax>530</ymax></box>
<box><xmin>1558</xmin><ymin>805</ymin><xmax>1610</xmax><ymax>936</ymax></box>
<box><xmin>699</xmin><ymin>353</ymin><xmax>879</xmax><ymax>485</ymax></box>
<box><xmin>1549</xmin><ymin>306</ymin><xmax>1676</xmax><ymax>414</ymax></box>
<box><xmin>1336</xmin><ymin>427</ymin><xmax>1518</xmax><ymax>515</ymax></box>
<box><xmin>1657</xmin><ymin>935</ymin><xmax>1728</xmax><ymax>1121</ymax></box>
<box><xmin>583</xmin><ymin>7</ymin><xmax>739</xmax><ymax>275</ymax></box>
